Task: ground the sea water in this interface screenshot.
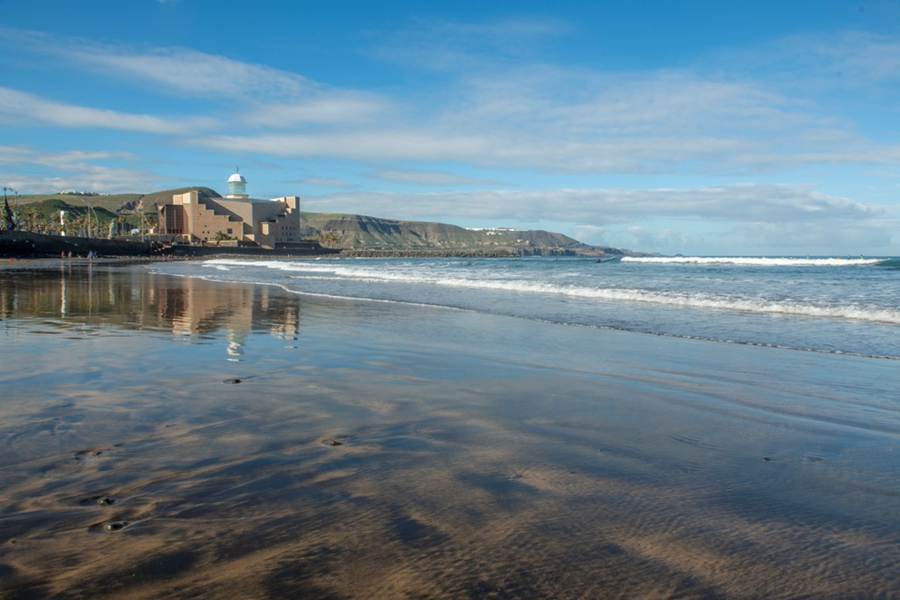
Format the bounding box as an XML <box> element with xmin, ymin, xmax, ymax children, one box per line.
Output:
<box><xmin>150</xmin><ymin>256</ymin><xmax>900</xmax><ymax>360</ymax></box>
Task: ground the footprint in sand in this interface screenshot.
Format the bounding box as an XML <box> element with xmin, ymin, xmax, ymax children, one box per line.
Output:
<box><xmin>78</xmin><ymin>495</ymin><xmax>116</xmax><ymax>507</ymax></box>
<box><xmin>42</xmin><ymin>447</ymin><xmax>115</xmax><ymax>479</ymax></box>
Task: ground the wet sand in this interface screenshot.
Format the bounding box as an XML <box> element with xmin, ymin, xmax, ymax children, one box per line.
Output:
<box><xmin>1</xmin><ymin>263</ymin><xmax>899</xmax><ymax>599</ymax></box>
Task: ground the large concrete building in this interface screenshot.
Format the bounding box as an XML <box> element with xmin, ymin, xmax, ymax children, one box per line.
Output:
<box><xmin>157</xmin><ymin>170</ymin><xmax>303</xmax><ymax>249</ymax></box>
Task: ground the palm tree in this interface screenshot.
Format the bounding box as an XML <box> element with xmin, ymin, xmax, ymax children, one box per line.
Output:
<box><xmin>2</xmin><ymin>189</ymin><xmax>14</xmax><ymax>230</ymax></box>
<box><xmin>312</xmin><ymin>232</ymin><xmax>342</xmax><ymax>247</ymax></box>
<box><xmin>72</xmin><ymin>213</ymin><xmax>89</xmax><ymax>238</ymax></box>
<box><xmin>25</xmin><ymin>207</ymin><xmax>42</xmax><ymax>233</ymax></box>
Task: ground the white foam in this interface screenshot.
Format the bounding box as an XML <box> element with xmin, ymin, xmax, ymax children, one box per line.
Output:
<box><xmin>198</xmin><ymin>258</ymin><xmax>900</xmax><ymax>324</ymax></box>
<box><xmin>622</xmin><ymin>256</ymin><xmax>881</xmax><ymax>267</ymax></box>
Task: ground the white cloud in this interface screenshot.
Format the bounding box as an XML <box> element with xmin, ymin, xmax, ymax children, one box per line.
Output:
<box><xmin>1</xmin><ymin>29</ymin><xmax>391</xmax><ymax>131</ymax></box>
<box><xmin>370</xmin><ymin>169</ymin><xmax>501</xmax><ymax>186</ymax></box>
<box><xmin>731</xmin><ymin>219</ymin><xmax>894</xmax><ymax>250</ymax></box>
<box><xmin>0</xmin><ymin>29</ymin><xmax>312</xmax><ymax>100</ymax></box>
<box><xmin>712</xmin><ymin>30</ymin><xmax>900</xmax><ymax>92</ymax></box>
<box><xmin>301</xmin><ymin>177</ymin><xmax>356</xmax><ymax>189</ymax></box>
<box><xmin>186</xmin><ymin>60</ymin><xmax>900</xmax><ymax>176</ymax></box>
<box><xmin>0</xmin><ymin>87</ymin><xmax>209</xmax><ymax>134</ymax></box>
<box><xmin>2</xmin><ymin>169</ymin><xmax>154</xmax><ymax>195</ymax></box>
<box><xmin>196</xmin><ymin>130</ymin><xmax>494</xmax><ymax>163</ymax></box>
<box><xmin>601</xmin><ymin>226</ymin><xmax>695</xmax><ymax>251</ymax></box>
<box><xmin>6</xmin><ymin>26</ymin><xmax>899</xmax><ymax>179</ymax></box>
<box><xmin>0</xmin><ymin>145</ymin><xmax>158</xmax><ymax>193</ymax></box>
<box><xmin>78</xmin><ymin>47</ymin><xmax>310</xmax><ymax>99</ymax></box>
<box><xmin>0</xmin><ymin>145</ymin><xmax>130</xmax><ymax>169</ymax></box>
<box><xmin>241</xmin><ymin>94</ymin><xmax>390</xmax><ymax>127</ymax></box>
<box><xmin>373</xmin><ymin>16</ymin><xmax>571</xmax><ymax>71</ymax></box>
<box><xmin>302</xmin><ymin>183</ymin><xmax>896</xmax><ymax>253</ymax></box>
<box><xmin>305</xmin><ymin>183</ymin><xmax>890</xmax><ymax>227</ymax></box>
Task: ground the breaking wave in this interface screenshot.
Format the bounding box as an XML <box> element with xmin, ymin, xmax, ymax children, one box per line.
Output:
<box><xmin>622</xmin><ymin>256</ymin><xmax>888</xmax><ymax>267</ymax></box>
<box><xmin>203</xmin><ymin>258</ymin><xmax>900</xmax><ymax>325</ymax></box>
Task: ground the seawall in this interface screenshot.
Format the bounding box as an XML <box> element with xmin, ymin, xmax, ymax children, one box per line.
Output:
<box><xmin>0</xmin><ymin>231</ymin><xmax>338</xmax><ymax>259</ymax></box>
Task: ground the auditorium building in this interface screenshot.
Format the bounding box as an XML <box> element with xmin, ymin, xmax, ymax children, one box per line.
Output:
<box><xmin>156</xmin><ymin>170</ymin><xmax>303</xmax><ymax>249</ymax></box>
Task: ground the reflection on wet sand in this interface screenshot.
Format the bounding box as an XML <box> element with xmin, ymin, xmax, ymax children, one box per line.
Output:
<box><xmin>0</xmin><ymin>263</ymin><xmax>300</xmax><ymax>357</ymax></box>
<box><xmin>1</xmin><ymin>264</ymin><xmax>899</xmax><ymax>598</ymax></box>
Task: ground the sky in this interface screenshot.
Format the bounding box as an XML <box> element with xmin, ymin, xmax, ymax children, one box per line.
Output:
<box><xmin>1</xmin><ymin>0</ymin><xmax>899</xmax><ymax>255</ymax></box>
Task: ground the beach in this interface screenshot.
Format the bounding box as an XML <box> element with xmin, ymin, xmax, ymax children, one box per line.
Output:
<box><xmin>1</xmin><ymin>262</ymin><xmax>898</xmax><ymax>599</ymax></box>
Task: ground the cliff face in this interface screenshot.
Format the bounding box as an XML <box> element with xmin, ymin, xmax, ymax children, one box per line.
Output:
<box><xmin>299</xmin><ymin>212</ymin><xmax>621</xmax><ymax>255</ymax></box>
<box><xmin>304</xmin><ymin>214</ymin><xmax>488</xmax><ymax>249</ymax></box>
<box><xmin>299</xmin><ymin>212</ymin><xmax>639</xmax><ymax>256</ymax></box>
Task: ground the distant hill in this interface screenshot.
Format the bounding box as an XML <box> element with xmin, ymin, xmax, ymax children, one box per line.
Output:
<box><xmin>16</xmin><ymin>192</ymin><xmax>143</xmax><ymax>214</ymax></box>
<box><xmin>14</xmin><ymin>187</ymin><xmax>222</xmax><ymax>233</ymax></box>
<box><xmin>17</xmin><ymin>187</ymin><xmax>220</xmax><ymax>214</ymax></box>
<box><xmin>299</xmin><ymin>212</ymin><xmax>637</xmax><ymax>257</ymax></box>
<box><xmin>13</xmin><ymin>187</ymin><xmax>644</xmax><ymax>257</ymax></box>
<box><xmin>133</xmin><ymin>187</ymin><xmax>221</xmax><ymax>212</ymax></box>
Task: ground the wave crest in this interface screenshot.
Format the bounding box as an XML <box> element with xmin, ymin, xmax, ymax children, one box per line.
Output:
<box><xmin>622</xmin><ymin>256</ymin><xmax>885</xmax><ymax>267</ymax></box>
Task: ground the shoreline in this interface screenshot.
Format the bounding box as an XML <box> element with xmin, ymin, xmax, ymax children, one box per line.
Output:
<box><xmin>0</xmin><ymin>229</ymin><xmax>338</xmax><ymax>261</ymax></box>
<box><xmin>0</xmin><ymin>230</ymin><xmax>632</xmax><ymax>261</ymax></box>
<box><xmin>2</xmin><ymin>264</ymin><xmax>899</xmax><ymax>598</ymax></box>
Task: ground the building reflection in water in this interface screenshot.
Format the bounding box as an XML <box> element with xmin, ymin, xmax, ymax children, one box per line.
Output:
<box><xmin>0</xmin><ymin>265</ymin><xmax>301</xmax><ymax>357</ymax></box>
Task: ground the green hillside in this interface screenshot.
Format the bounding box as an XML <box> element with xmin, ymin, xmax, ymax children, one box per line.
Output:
<box><xmin>16</xmin><ymin>192</ymin><xmax>143</xmax><ymax>213</ymax></box>
<box><xmin>11</xmin><ymin>187</ymin><xmax>220</xmax><ymax>236</ymax></box>
<box><xmin>16</xmin><ymin>187</ymin><xmax>220</xmax><ymax>213</ymax></box>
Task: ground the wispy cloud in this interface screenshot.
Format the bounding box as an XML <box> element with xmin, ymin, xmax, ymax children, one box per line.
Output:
<box><xmin>306</xmin><ymin>183</ymin><xmax>890</xmax><ymax>226</ymax></box>
<box><xmin>0</xmin><ymin>87</ymin><xmax>207</xmax><ymax>134</ymax></box>
<box><xmin>301</xmin><ymin>177</ymin><xmax>357</xmax><ymax>189</ymax></box>
<box><xmin>1</xmin><ymin>27</ymin><xmax>391</xmax><ymax>130</ymax></box>
<box><xmin>241</xmin><ymin>94</ymin><xmax>390</xmax><ymax>127</ymax></box>
<box><xmin>5</xmin><ymin>25</ymin><xmax>898</xmax><ymax>178</ymax></box>
<box><xmin>706</xmin><ymin>30</ymin><xmax>900</xmax><ymax>92</ymax></box>
<box><xmin>196</xmin><ymin>130</ymin><xmax>492</xmax><ymax>163</ymax></box>
<box><xmin>0</xmin><ymin>28</ymin><xmax>312</xmax><ymax>100</ymax></box>
<box><xmin>0</xmin><ymin>145</ymin><xmax>159</xmax><ymax>193</ymax></box>
<box><xmin>370</xmin><ymin>168</ymin><xmax>502</xmax><ymax>186</ymax></box>
<box><xmin>305</xmin><ymin>183</ymin><xmax>895</xmax><ymax>251</ymax></box>
<box><xmin>69</xmin><ymin>46</ymin><xmax>311</xmax><ymax>100</ymax></box>
<box><xmin>188</xmin><ymin>55</ymin><xmax>898</xmax><ymax>176</ymax></box>
<box><xmin>372</xmin><ymin>16</ymin><xmax>571</xmax><ymax>71</ymax></box>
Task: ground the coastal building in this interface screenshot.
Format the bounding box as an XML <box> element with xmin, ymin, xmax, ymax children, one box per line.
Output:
<box><xmin>156</xmin><ymin>169</ymin><xmax>303</xmax><ymax>249</ymax></box>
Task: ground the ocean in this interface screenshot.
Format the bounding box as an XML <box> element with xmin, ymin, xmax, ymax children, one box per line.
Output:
<box><xmin>152</xmin><ymin>255</ymin><xmax>900</xmax><ymax>360</ymax></box>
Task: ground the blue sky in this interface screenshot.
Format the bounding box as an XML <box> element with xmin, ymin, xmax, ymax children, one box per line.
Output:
<box><xmin>1</xmin><ymin>0</ymin><xmax>899</xmax><ymax>255</ymax></box>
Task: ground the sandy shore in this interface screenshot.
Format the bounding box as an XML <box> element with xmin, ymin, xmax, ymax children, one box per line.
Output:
<box><xmin>1</xmin><ymin>263</ymin><xmax>898</xmax><ymax>599</ymax></box>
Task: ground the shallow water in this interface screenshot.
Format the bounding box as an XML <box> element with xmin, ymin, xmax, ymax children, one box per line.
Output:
<box><xmin>1</xmin><ymin>264</ymin><xmax>899</xmax><ymax>598</ymax></box>
<box><xmin>151</xmin><ymin>255</ymin><xmax>900</xmax><ymax>359</ymax></box>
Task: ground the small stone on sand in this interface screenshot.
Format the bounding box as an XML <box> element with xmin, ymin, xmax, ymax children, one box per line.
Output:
<box><xmin>104</xmin><ymin>521</ymin><xmax>128</xmax><ymax>533</ymax></box>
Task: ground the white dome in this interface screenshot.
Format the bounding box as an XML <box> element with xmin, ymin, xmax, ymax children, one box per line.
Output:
<box><xmin>228</xmin><ymin>172</ymin><xmax>247</xmax><ymax>183</ymax></box>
